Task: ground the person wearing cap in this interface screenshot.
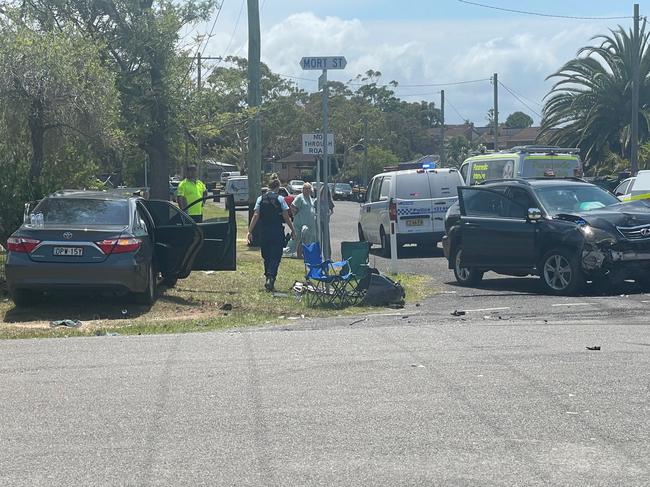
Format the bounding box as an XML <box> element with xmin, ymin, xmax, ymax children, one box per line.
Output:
<box><xmin>176</xmin><ymin>165</ymin><xmax>207</xmax><ymax>222</ymax></box>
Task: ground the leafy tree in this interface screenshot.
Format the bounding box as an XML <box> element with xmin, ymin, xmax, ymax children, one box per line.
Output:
<box><xmin>541</xmin><ymin>22</ymin><xmax>650</xmax><ymax>166</ymax></box>
<box><xmin>21</xmin><ymin>0</ymin><xmax>217</xmax><ymax>198</ymax></box>
<box><xmin>0</xmin><ymin>25</ymin><xmax>118</xmax><ymax>189</ymax></box>
<box><xmin>504</xmin><ymin>111</ymin><xmax>534</xmax><ymax>129</ymax></box>
<box><xmin>445</xmin><ymin>135</ymin><xmax>474</xmax><ymax>167</ymax></box>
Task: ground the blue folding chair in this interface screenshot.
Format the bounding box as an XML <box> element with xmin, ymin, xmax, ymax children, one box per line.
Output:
<box><xmin>302</xmin><ymin>242</ymin><xmax>354</xmax><ymax>307</ymax></box>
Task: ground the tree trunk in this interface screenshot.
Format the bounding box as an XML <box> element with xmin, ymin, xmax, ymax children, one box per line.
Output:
<box><xmin>28</xmin><ymin>99</ymin><xmax>45</xmax><ymax>187</ymax></box>
<box><xmin>146</xmin><ymin>55</ymin><xmax>170</xmax><ymax>200</ymax></box>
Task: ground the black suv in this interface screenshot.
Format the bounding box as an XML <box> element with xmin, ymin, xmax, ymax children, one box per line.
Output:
<box><xmin>442</xmin><ymin>178</ymin><xmax>650</xmax><ymax>295</ymax></box>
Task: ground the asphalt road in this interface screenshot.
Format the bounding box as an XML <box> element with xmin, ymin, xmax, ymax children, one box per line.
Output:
<box><xmin>1</xmin><ymin>201</ymin><xmax>650</xmax><ymax>485</ymax></box>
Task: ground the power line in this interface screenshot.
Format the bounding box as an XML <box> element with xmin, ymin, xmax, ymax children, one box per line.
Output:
<box><xmin>208</xmin><ymin>0</ymin><xmax>245</xmax><ymax>77</ymax></box>
<box><xmin>456</xmin><ymin>0</ymin><xmax>634</xmax><ymax>20</ymax></box>
<box><xmin>498</xmin><ymin>81</ymin><xmax>543</xmax><ymax>119</ymax></box>
<box><xmin>346</xmin><ymin>78</ymin><xmax>490</xmax><ymax>88</ymax></box>
<box><xmin>445</xmin><ymin>95</ymin><xmax>469</xmax><ymax>122</ymax></box>
<box><xmin>500</xmin><ymin>83</ymin><xmax>542</xmax><ymax>108</ymax></box>
<box><xmin>200</xmin><ymin>0</ymin><xmax>227</xmax><ymax>57</ymax></box>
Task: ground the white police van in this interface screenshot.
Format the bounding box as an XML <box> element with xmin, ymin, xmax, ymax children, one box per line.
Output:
<box><xmin>358</xmin><ymin>166</ymin><xmax>463</xmax><ymax>255</ymax></box>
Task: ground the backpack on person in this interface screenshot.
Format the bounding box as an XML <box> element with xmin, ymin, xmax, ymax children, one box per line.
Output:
<box><xmin>259</xmin><ymin>192</ymin><xmax>283</xmax><ymax>226</ymax></box>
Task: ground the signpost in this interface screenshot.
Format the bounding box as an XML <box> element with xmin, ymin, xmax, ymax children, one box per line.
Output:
<box><xmin>300</xmin><ymin>56</ymin><xmax>346</xmax><ymax>260</ymax></box>
<box><xmin>302</xmin><ymin>133</ymin><xmax>334</xmax><ymax>155</ymax></box>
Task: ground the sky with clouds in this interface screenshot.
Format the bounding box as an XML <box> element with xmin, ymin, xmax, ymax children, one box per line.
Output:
<box><xmin>188</xmin><ymin>0</ymin><xmax>648</xmax><ymax>126</ymax></box>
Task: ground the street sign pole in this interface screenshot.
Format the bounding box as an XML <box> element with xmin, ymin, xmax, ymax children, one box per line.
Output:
<box><xmin>321</xmin><ymin>69</ymin><xmax>331</xmax><ymax>260</ymax></box>
<box><xmin>300</xmin><ymin>56</ymin><xmax>346</xmax><ymax>260</ymax></box>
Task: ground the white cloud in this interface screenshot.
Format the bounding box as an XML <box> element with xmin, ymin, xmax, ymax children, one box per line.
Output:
<box><xmin>196</xmin><ymin>9</ymin><xmax>619</xmax><ymax>125</ymax></box>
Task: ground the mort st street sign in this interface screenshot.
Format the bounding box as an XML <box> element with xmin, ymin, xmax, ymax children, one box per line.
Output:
<box><xmin>300</xmin><ymin>56</ymin><xmax>347</xmax><ymax>71</ymax></box>
<box><xmin>302</xmin><ymin>133</ymin><xmax>334</xmax><ymax>155</ymax></box>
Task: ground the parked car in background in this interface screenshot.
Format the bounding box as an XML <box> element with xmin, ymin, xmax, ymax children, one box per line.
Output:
<box><xmin>220</xmin><ymin>171</ymin><xmax>241</xmax><ymax>185</ymax></box>
<box><xmin>333</xmin><ymin>183</ymin><xmax>354</xmax><ymax>200</ymax></box>
<box><xmin>288</xmin><ymin>179</ymin><xmax>305</xmax><ymax>194</ymax></box>
<box><xmin>224</xmin><ymin>176</ymin><xmax>249</xmax><ymax>208</ymax></box>
<box><xmin>443</xmin><ymin>178</ymin><xmax>650</xmax><ymax>295</ymax></box>
<box><xmin>6</xmin><ymin>190</ymin><xmax>237</xmax><ymax>306</ymax></box>
<box><xmin>359</xmin><ymin>167</ymin><xmax>464</xmax><ymax>256</ymax></box>
<box><xmin>614</xmin><ymin>170</ymin><xmax>650</xmax><ymax>202</ymax></box>
<box><xmin>460</xmin><ymin>146</ymin><xmax>582</xmax><ymax>185</ymax></box>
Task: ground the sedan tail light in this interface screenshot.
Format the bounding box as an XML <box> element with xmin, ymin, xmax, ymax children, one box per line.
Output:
<box><xmin>96</xmin><ymin>238</ymin><xmax>142</xmax><ymax>255</ymax></box>
<box><xmin>6</xmin><ymin>237</ymin><xmax>41</xmax><ymax>253</ymax></box>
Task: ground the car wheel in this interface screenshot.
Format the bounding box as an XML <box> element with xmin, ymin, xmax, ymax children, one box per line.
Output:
<box><xmin>161</xmin><ymin>273</ymin><xmax>178</xmax><ymax>288</ymax></box>
<box><xmin>10</xmin><ymin>289</ymin><xmax>39</xmax><ymax>307</ymax></box>
<box><xmin>453</xmin><ymin>248</ymin><xmax>484</xmax><ymax>286</ymax></box>
<box><xmin>134</xmin><ymin>264</ymin><xmax>157</xmax><ymax>305</ymax></box>
<box><xmin>380</xmin><ymin>227</ymin><xmax>390</xmax><ymax>257</ymax></box>
<box><xmin>540</xmin><ymin>249</ymin><xmax>583</xmax><ymax>296</ymax></box>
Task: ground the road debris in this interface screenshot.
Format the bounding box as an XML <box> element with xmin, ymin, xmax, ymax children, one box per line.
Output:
<box><xmin>220</xmin><ymin>303</ymin><xmax>233</xmax><ymax>311</ymax></box>
<box><xmin>348</xmin><ymin>318</ymin><xmax>366</xmax><ymax>326</ymax></box>
<box><xmin>50</xmin><ymin>319</ymin><xmax>82</xmax><ymax>328</ymax></box>
<box><xmin>586</xmin><ymin>346</ymin><xmax>601</xmax><ymax>351</ymax></box>
<box><xmin>451</xmin><ymin>310</ymin><xmax>466</xmax><ymax>316</ymax></box>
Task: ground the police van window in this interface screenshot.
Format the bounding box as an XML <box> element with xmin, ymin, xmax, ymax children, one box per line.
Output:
<box><xmin>460</xmin><ymin>187</ymin><xmax>509</xmax><ymax>218</ymax></box>
<box><xmin>459</xmin><ymin>163</ymin><xmax>469</xmax><ymax>183</ymax></box>
<box><xmin>396</xmin><ymin>174</ymin><xmax>431</xmax><ymax>199</ymax></box>
<box><xmin>614</xmin><ymin>179</ymin><xmax>631</xmax><ymax>196</ymax></box>
<box><xmin>470</xmin><ymin>159</ymin><xmax>515</xmax><ymax>184</ymax></box>
<box><xmin>379</xmin><ymin>178</ymin><xmax>391</xmax><ymax>200</ymax></box>
<box><xmin>521</xmin><ymin>157</ymin><xmax>579</xmax><ymax>178</ymax></box>
<box><xmin>370</xmin><ymin>177</ymin><xmax>383</xmax><ymax>202</ymax></box>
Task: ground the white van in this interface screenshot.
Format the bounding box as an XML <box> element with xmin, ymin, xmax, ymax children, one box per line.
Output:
<box><xmin>460</xmin><ymin>146</ymin><xmax>582</xmax><ymax>185</ymax></box>
<box><xmin>358</xmin><ymin>168</ymin><xmax>463</xmax><ymax>255</ymax></box>
<box><xmin>224</xmin><ymin>176</ymin><xmax>249</xmax><ymax>208</ymax></box>
<box><xmin>615</xmin><ymin>170</ymin><xmax>650</xmax><ymax>202</ymax></box>
<box><xmin>220</xmin><ymin>171</ymin><xmax>241</xmax><ymax>185</ymax></box>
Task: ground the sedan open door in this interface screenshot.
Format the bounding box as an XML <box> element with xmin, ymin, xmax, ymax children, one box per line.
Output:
<box><xmin>140</xmin><ymin>195</ymin><xmax>236</xmax><ymax>280</ymax></box>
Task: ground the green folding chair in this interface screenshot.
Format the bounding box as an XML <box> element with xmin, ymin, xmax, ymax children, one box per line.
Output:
<box><xmin>340</xmin><ymin>241</ymin><xmax>371</xmax><ymax>304</ymax></box>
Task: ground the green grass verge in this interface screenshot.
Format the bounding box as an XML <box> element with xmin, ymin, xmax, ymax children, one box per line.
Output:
<box><xmin>0</xmin><ymin>205</ymin><xmax>430</xmax><ymax>339</ymax></box>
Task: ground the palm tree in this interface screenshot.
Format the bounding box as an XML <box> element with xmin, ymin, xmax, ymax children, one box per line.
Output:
<box><xmin>540</xmin><ymin>22</ymin><xmax>650</xmax><ymax>168</ymax></box>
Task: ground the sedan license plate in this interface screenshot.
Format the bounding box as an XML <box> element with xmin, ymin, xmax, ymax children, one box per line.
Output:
<box><xmin>406</xmin><ymin>219</ymin><xmax>423</xmax><ymax>227</ymax></box>
<box><xmin>53</xmin><ymin>247</ymin><xmax>84</xmax><ymax>257</ymax></box>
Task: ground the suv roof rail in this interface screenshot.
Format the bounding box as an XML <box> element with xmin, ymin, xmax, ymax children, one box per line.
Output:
<box><xmin>509</xmin><ymin>145</ymin><xmax>580</xmax><ymax>154</ymax></box>
<box><xmin>479</xmin><ymin>178</ymin><xmax>532</xmax><ymax>186</ymax></box>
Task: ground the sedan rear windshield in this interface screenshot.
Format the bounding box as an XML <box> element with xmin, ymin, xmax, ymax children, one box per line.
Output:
<box><xmin>34</xmin><ymin>198</ymin><xmax>129</xmax><ymax>226</ymax></box>
<box><xmin>335</xmin><ymin>183</ymin><xmax>352</xmax><ymax>191</ymax></box>
<box><xmin>536</xmin><ymin>186</ymin><xmax>619</xmax><ymax>215</ymax></box>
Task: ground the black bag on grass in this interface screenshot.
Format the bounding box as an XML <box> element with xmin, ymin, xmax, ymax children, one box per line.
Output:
<box><xmin>363</xmin><ymin>272</ymin><xmax>405</xmax><ymax>306</ymax></box>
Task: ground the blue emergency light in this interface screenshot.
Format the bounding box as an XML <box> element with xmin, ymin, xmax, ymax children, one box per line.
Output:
<box><xmin>422</xmin><ymin>162</ymin><xmax>437</xmax><ymax>169</ymax></box>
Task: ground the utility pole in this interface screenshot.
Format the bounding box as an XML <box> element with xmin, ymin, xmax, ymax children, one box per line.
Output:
<box><xmin>363</xmin><ymin>115</ymin><xmax>369</xmax><ymax>190</ymax></box>
<box><xmin>631</xmin><ymin>3</ymin><xmax>640</xmax><ymax>175</ymax></box>
<box><xmin>493</xmin><ymin>73</ymin><xmax>499</xmax><ymax>151</ymax></box>
<box><xmin>197</xmin><ymin>52</ymin><xmax>202</xmax><ymax>177</ymax></box>
<box><xmin>247</xmin><ymin>0</ymin><xmax>262</xmax><ymax>219</ymax></box>
<box><xmin>440</xmin><ymin>90</ymin><xmax>445</xmax><ymax>165</ymax></box>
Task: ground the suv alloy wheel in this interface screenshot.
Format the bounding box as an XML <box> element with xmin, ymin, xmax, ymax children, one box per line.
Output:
<box><xmin>453</xmin><ymin>248</ymin><xmax>484</xmax><ymax>286</ymax></box>
<box><xmin>540</xmin><ymin>249</ymin><xmax>583</xmax><ymax>296</ymax></box>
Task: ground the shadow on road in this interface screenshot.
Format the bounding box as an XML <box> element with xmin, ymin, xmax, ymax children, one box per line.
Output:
<box><xmin>445</xmin><ymin>276</ymin><xmax>646</xmax><ymax>298</ymax></box>
<box><xmin>3</xmin><ymin>292</ymin><xmax>153</xmax><ymax>324</ymax></box>
<box><xmin>370</xmin><ymin>244</ymin><xmax>445</xmax><ymax>260</ymax></box>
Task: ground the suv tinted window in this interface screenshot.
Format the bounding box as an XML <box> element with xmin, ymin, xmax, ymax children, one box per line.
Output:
<box><xmin>34</xmin><ymin>198</ymin><xmax>129</xmax><ymax>226</ymax></box>
<box><xmin>460</xmin><ymin>187</ymin><xmax>509</xmax><ymax>218</ymax></box>
<box><xmin>505</xmin><ymin>187</ymin><xmax>535</xmax><ymax>219</ymax></box>
<box><xmin>396</xmin><ymin>174</ymin><xmax>431</xmax><ymax>199</ymax></box>
<box><xmin>535</xmin><ymin>185</ymin><xmax>619</xmax><ymax>214</ymax></box>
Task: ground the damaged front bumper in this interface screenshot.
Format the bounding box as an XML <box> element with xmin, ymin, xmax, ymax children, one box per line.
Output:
<box><xmin>582</xmin><ymin>243</ymin><xmax>650</xmax><ymax>280</ymax></box>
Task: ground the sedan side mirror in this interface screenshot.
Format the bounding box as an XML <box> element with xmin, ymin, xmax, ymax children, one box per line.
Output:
<box><xmin>527</xmin><ymin>207</ymin><xmax>543</xmax><ymax>221</ymax></box>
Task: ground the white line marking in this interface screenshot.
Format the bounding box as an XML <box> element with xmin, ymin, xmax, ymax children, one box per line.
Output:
<box><xmin>551</xmin><ymin>303</ymin><xmax>590</xmax><ymax>307</ymax></box>
<box><xmin>462</xmin><ymin>307</ymin><xmax>510</xmax><ymax>313</ymax></box>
